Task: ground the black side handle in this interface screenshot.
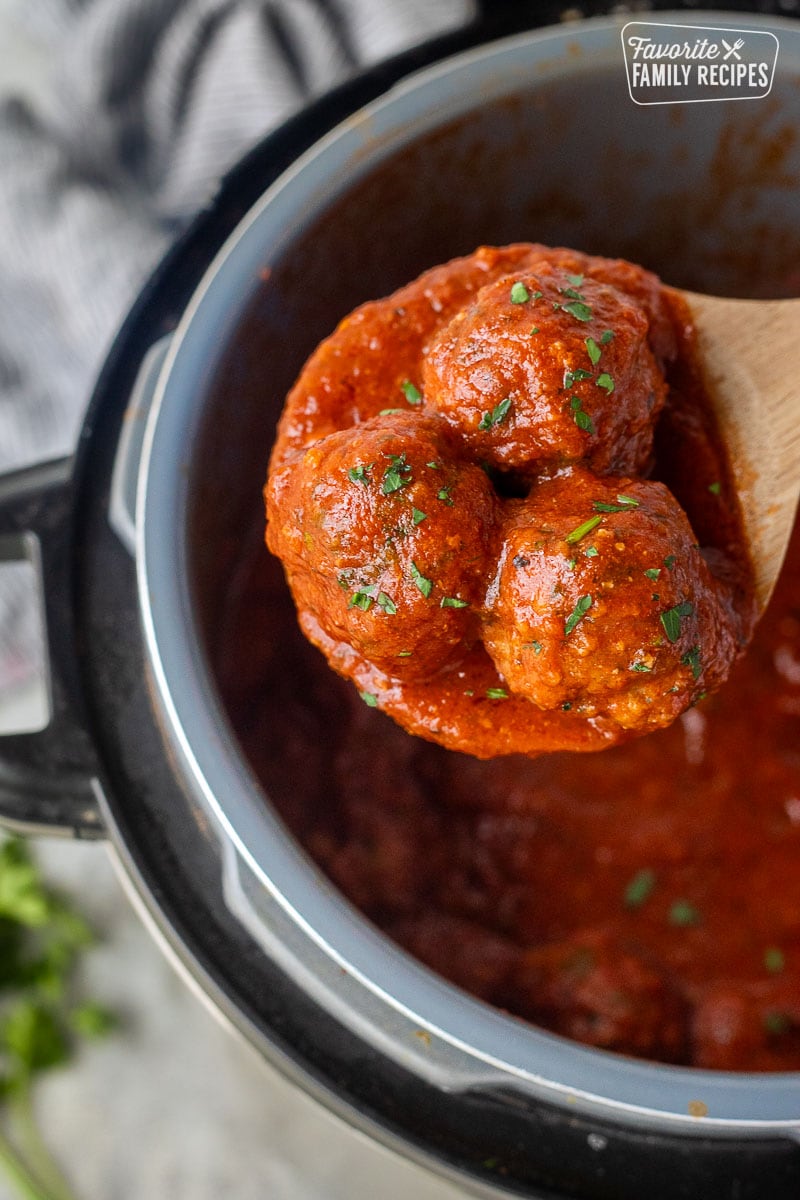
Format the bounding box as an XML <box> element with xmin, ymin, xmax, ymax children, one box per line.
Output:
<box><xmin>0</xmin><ymin>459</ymin><xmax>103</xmax><ymax>838</ymax></box>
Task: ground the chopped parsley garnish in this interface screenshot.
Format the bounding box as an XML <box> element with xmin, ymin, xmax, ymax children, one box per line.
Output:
<box><xmin>584</xmin><ymin>545</ymin><xmax>599</xmax><ymax>558</ymax></box>
<box><xmin>347</xmin><ymin>463</ymin><xmax>373</xmax><ymax>485</ymax></box>
<box><xmin>564</xmin><ymin>594</ymin><xmax>593</xmax><ymax>637</ymax></box>
<box><xmin>379</xmin><ymin>408</ymin><xmax>403</xmax><ymax>415</ymax></box>
<box><xmin>412</xmin><ymin>507</ymin><xmax>427</xmax><ymax>525</ymax></box>
<box><xmin>531</xmin><ymin>290</ymin><xmax>543</xmax><ymax>300</ymax></box>
<box><xmin>510</xmin><ymin>281</ymin><xmax>530</xmax><ymax>304</ymax></box>
<box><xmin>563</xmin><ymin>367</ymin><xmax>593</xmax><ymax>388</ymax></box>
<box><xmin>630</xmin><ymin>661</ymin><xmax>653</xmax><ymax>673</ymax></box>
<box><xmin>561</xmin><ymin>300</ymin><xmax>593</xmax><ymax>322</ymax></box>
<box><xmin>359</xmin><ymin>691</ymin><xmax>379</xmax><ymax>708</ymax></box>
<box><xmin>486</xmin><ymin>688</ymin><xmax>509</xmax><ymax>700</ymax></box>
<box><xmin>440</xmin><ymin>596</ymin><xmax>469</xmax><ymax>609</ymax></box>
<box><xmin>592</xmin><ymin>495</ymin><xmax>639</xmax><ymax>513</ymax></box>
<box><xmin>478</xmin><ymin>396</ymin><xmax>513</xmax><ymax>431</ymax></box>
<box><xmin>437</xmin><ymin>485</ymin><xmax>454</xmax><ymax>506</ymax></box>
<box><xmin>661</xmin><ymin>600</ymin><xmax>694</xmax><ymax>644</ymax></box>
<box><xmin>565</xmin><ymin>514</ymin><xmax>603</xmax><ymax>545</ymax></box>
<box><xmin>596</xmin><ymin>372</ymin><xmax>615</xmax><ymax>394</ymax></box>
<box><xmin>566</xmin><ymin>272</ymin><xmax>584</xmax><ymax>287</ymax></box>
<box><xmin>570</xmin><ymin>395</ymin><xmax>595</xmax><ymax>435</ymax></box>
<box><xmin>669</xmin><ymin>899</ymin><xmax>700</xmax><ymax>927</ymax></box>
<box><xmin>585</xmin><ymin>337</ymin><xmax>602</xmax><ymax>365</ymax></box>
<box><xmin>397</xmin><ymin>650</ymin><xmax>412</xmax><ymax>657</ymax></box>
<box><xmin>624</xmin><ymin>867</ymin><xmax>656</xmax><ymax>909</ymax></box>
<box><xmin>524</xmin><ymin>641</ymin><xmax>543</xmax><ymax>654</ymax></box>
<box><xmin>681</xmin><ymin>644</ymin><xmax>702</xmax><ymax>679</ymax></box>
<box><xmin>426</xmin><ymin>461</ymin><xmax>441</xmax><ymax>470</ymax></box>
<box><xmin>382</xmin><ymin>453</ymin><xmax>412</xmax><ymax>494</ymax></box>
<box><xmin>401</xmin><ymin>379</ymin><xmax>422</xmax><ymax>405</ymax></box>
<box><xmin>529</xmin><ymin>326</ymin><xmax>540</xmax><ymax>335</ymax></box>
<box><xmin>376</xmin><ymin>592</ymin><xmax>397</xmax><ymax>615</ymax></box>
<box><xmin>764</xmin><ymin>947</ymin><xmax>785</xmax><ymax>974</ymax></box>
<box><xmin>601</xmin><ymin>330</ymin><xmax>614</xmax><ymax>344</ymax></box>
<box><xmin>764</xmin><ymin>1011</ymin><xmax>791</xmax><ymax>1036</ymax></box>
<box><xmin>664</xmin><ymin>554</ymin><xmax>677</xmax><ymax>570</ymax></box>
<box><xmin>644</xmin><ymin>568</ymin><xmax>661</xmax><ymax>581</ymax></box>
<box><xmin>410</xmin><ymin>561</ymin><xmax>433</xmax><ymax>598</ymax></box>
<box><xmin>349</xmin><ymin>591</ymin><xmax>373</xmax><ymax>611</ymax></box>
<box><xmin>708</xmin><ymin>480</ymin><xmax>722</xmax><ymax>496</ymax></box>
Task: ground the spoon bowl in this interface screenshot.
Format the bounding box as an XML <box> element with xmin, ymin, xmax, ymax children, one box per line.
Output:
<box><xmin>674</xmin><ymin>291</ymin><xmax>800</xmax><ymax>611</ymax></box>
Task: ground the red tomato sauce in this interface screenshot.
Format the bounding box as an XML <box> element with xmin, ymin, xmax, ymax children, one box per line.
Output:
<box><xmin>216</xmin><ymin>247</ymin><xmax>796</xmax><ymax>1073</ymax></box>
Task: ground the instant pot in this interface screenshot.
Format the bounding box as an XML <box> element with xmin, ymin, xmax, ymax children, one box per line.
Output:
<box><xmin>1</xmin><ymin>4</ymin><xmax>799</xmax><ymax>1197</ymax></box>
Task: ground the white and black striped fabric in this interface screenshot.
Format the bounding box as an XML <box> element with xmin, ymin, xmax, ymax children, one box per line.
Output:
<box><xmin>0</xmin><ymin>0</ymin><xmax>473</xmax><ymax>692</ymax></box>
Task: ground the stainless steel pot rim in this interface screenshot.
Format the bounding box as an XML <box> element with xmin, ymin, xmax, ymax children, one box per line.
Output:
<box><xmin>136</xmin><ymin>12</ymin><xmax>800</xmax><ymax>1134</ymax></box>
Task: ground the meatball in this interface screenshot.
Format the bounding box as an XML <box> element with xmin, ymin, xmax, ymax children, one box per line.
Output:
<box><xmin>505</xmin><ymin>930</ymin><xmax>689</xmax><ymax>1063</ymax></box>
<box><xmin>266</xmin><ymin>413</ymin><xmax>498</xmax><ymax>681</ymax></box>
<box><xmin>422</xmin><ymin>251</ymin><xmax>668</xmax><ymax>477</ymax></box>
<box><xmin>483</xmin><ymin>468</ymin><xmax>737</xmax><ymax>731</ymax></box>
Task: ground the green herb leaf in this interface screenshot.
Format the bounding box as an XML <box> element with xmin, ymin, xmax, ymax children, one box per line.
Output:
<box><xmin>359</xmin><ymin>691</ymin><xmax>378</xmax><ymax>708</ymax></box>
<box><xmin>478</xmin><ymin>397</ymin><xmax>512</xmax><ymax>431</ymax></box>
<box><xmin>426</xmin><ymin>461</ymin><xmax>441</xmax><ymax>470</ymax></box>
<box><xmin>529</xmin><ymin>326</ymin><xmax>540</xmax><ymax>335</ymax></box>
<box><xmin>669</xmin><ymin>899</ymin><xmax>700</xmax><ymax>927</ymax></box>
<box><xmin>708</xmin><ymin>480</ymin><xmax>722</xmax><ymax>496</ymax></box>
<box><xmin>379</xmin><ymin>408</ymin><xmax>403</xmax><ymax>415</ymax></box>
<box><xmin>412</xmin><ymin>507</ymin><xmax>427</xmax><ymax>525</ymax></box>
<box><xmin>376</xmin><ymin>592</ymin><xmax>397</xmax><ymax>615</ymax></box>
<box><xmin>3</xmin><ymin>1001</ymin><xmax>69</xmax><ymax>1076</ymax></box>
<box><xmin>592</xmin><ymin>497</ymin><xmax>638</xmax><ymax>513</ymax></box>
<box><xmin>410</xmin><ymin>561</ymin><xmax>433</xmax><ymax>598</ymax></box>
<box><xmin>664</xmin><ymin>554</ymin><xmax>677</xmax><ymax>571</ymax></box>
<box><xmin>440</xmin><ymin>596</ymin><xmax>469</xmax><ymax>609</ymax></box>
<box><xmin>563</xmin><ymin>367</ymin><xmax>593</xmax><ymax>388</ymax></box>
<box><xmin>596</xmin><ymin>372</ymin><xmax>615</xmax><ymax>394</ymax></box>
<box><xmin>570</xmin><ymin>396</ymin><xmax>596</xmax><ymax>435</ymax></box>
<box><xmin>764</xmin><ymin>1011</ymin><xmax>792</xmax><ymax>1036</ymax></box>
<box><xmin>70</xmin><ymin>1002</ymin><xmax>118</xmax><ymax>1039</ymax></box>
<box><xmin>401</xmin><ymin>379</ymin><xmax>422</xmax><ymax>405</ymax></box>
<box><xmin>630</xmin><ymin>661</ymin><xmax>653</xmax><ymax>673</ymax></box>
<box><xmin>566</xmin><ymin>273</ymin><xmax>585</xmax><ymax>287</ymax></box>
<box><xmin>562</xmin><ymin>300</ymin><xmax>593</xmax><ymax>322</ymax></box>
<box><xmin>349</xmin><ymin>591</ymin><xmax>373</xmax><ymax>612</ymax></box>
<box><xmin>486</xmin><ymin>688</ymin><xmax>509</xmax><ymax>700</ymax></box>
<box><xmin>661</xmin><ymin>601</ymin><xmax>694</xmax><ymax>644</ymax></box>
<box><xmin>565</xmin><ymin>514</ymin><xmax>603</xmax><ymax>545</ymax></box>
<box><xmin>584</xmin><ymin>546</ymin><xmax>598</xmax><ymax>558</ymax></box>
<box><xmin>624</xmin><ymin>868</ymin><xmax>656</xmax><ymax>909</ymax></box>
<box><xmin>644</xmin><ymin>568</ymin><xmax>661</xmax><ymax>581</ymax></box>
<box><xmin>681</xmin><ymin>644</ymin><xmax>702</xmax><ymax>679</ymax></box>
<box><xmin>382</xmin><ymin>453</ymin><xmax>412</xmax><ymax>495</ymax></box>
<box><xmin>437</xmin><ymin>485</ymin><xmax>454</xmax><ymax>506</ymax></box>
<box><xmin>585</xmin><ymin>337</ymin><xmax>602</xmax><ymax>365</ymax></box>
<box><xmin>564</xmin><ymin>594</ymin><xmax>593</xmax><ymax>637</ymax></box>
<box><xmin>764</xmin><ymin>947</ymin><xmax>785</xmax><ymax>975</ymax></box>
<box><xmin>347</xmin><ymin>463</ymin><xmax>373</xmax><ymax>485</ymax></box>
<box><xmin>600</xmin><ymin>330</ymin><xmax>614</xmax><ymax>344</ymax></box>
<box><xmin>510</xmin><ymin>281</ymin><xmax>530</xmax><ymax>304</ymax></box>
<box><xmin>524</xmin><ymin>641</ymin><xmax>543</xmax><ymax>654</ymax></box>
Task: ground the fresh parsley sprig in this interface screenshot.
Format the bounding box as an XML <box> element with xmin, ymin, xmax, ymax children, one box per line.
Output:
<box><xmin>0</xmin><ymin>839</ymin><xmax>117</xmax><ymax>1200</ymax></box>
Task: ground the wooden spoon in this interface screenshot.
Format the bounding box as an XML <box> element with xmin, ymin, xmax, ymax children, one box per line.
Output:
<box><xmin>674</xmin><ymin>291</ymin><xmax>800</xmax><ymax>613</ymax></box>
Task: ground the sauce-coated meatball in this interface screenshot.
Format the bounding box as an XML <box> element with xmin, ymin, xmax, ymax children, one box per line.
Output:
<box><xmin>483</xmin><ymin>468</ymin><xmax>737</xmax><ymax>731</ymax></box>
<box><xmin>266</xmin><ymin>413</ymin><xmax>498</xmax><ymax>681</ymax></box>
<box><xmin>423</xmin><ymin>252</ymin><xmax>667</xmax><ymax>477</ymax></box>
